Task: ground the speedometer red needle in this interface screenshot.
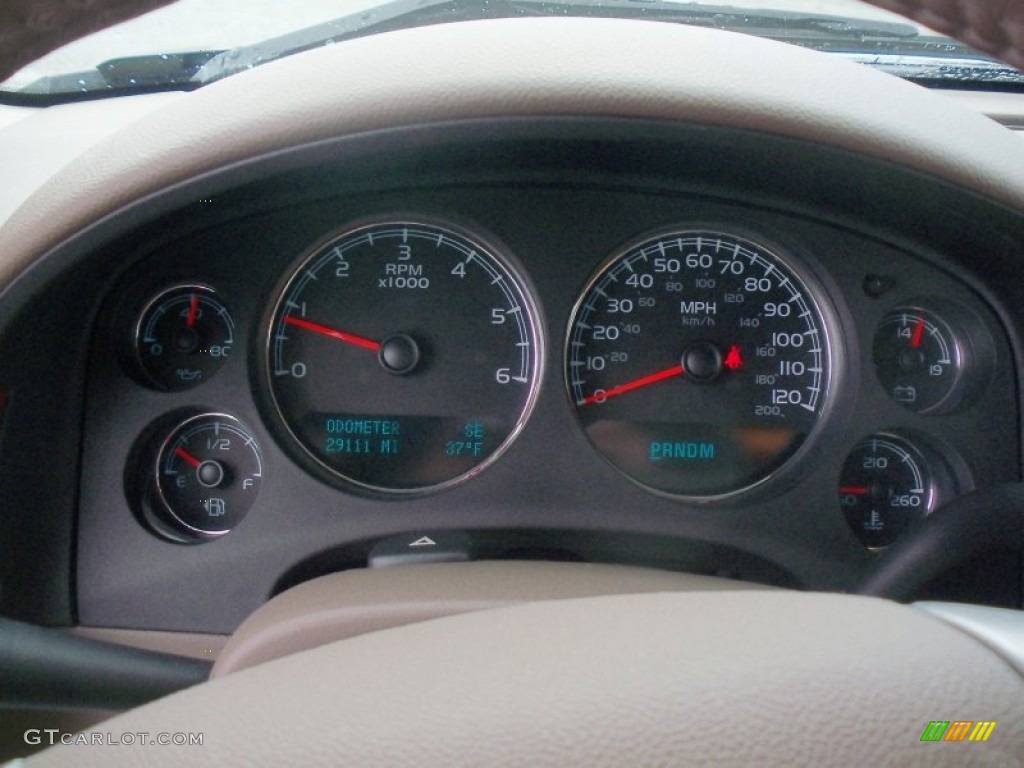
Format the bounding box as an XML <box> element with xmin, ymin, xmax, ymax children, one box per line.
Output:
<box><xmin>175</xmin><ymin>446</ymin><xmax>202</xmax><ymax>469</ymax></box>
<box><xmin>285</xmin><ymin>316</ymin><xmax>381</xmax><ymax>352</ymax></box>
<box><xmin>910</xmin><ymin>317</ymin><xmax>925</xmax><ymax>348</ymax></box>
<box><xmin>581</xmin><ymin>364</ymin><xmax>685</xmax><ymax>406</ymax></box>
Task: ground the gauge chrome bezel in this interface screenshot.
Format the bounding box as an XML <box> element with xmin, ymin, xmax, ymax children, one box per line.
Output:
<box><xmin>261</xmin><ymin>213</ymin><xmax>545</xmax><ymax>497</ymax></box>
<box><xmin>564</xmin><ymin>223</ymin><xmax>843</xmax><ymax>503</ymax></box>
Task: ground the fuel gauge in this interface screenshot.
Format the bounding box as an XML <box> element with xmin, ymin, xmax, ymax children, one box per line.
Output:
<box><xmin>137</xmin><ymin>412</ymin><xmax>263</xmax><ymax>543</ymax></box>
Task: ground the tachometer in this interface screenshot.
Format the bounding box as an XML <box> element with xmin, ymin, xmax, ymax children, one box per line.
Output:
<box><xmin>567</xmin><ymin>228</ymin><xmax>835</xmax><ymax>499</ymax></box>
<box><xmin>266</xmin><ymin>217</ymin><xmax>542</xmax><ymax>494</ymax></box>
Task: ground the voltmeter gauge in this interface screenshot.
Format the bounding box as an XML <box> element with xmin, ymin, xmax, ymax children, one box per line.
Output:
<box><xmin>139</xmin><ymin>412</ymin><xmax>263</xmax><ymax>543</ymax></box>
<box><xmin>838</xmin><ymin>433</ymin><xmax>958</xmax><ymax>549</ymax></box>
<box><xmin>873</xmin><ymin>307</ymin><xmax>967</xmax><ymax>414</ymax></box>
<box><xmin>134</xmin><ymin>284</ymin><xmax>234</xmax><ymax>391</ymax></box>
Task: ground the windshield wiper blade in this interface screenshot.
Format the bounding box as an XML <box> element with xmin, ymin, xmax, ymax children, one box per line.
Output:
<box><xmin>195</xmin><ymin>0</ymin><xmax>921</xmax><ymax>84</ymax></box>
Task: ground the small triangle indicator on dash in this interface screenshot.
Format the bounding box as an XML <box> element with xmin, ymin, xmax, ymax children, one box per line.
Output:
<box><xmin>408</xmin><ymin>536</ymin><xmax>437</xmax><ymax>548</ymax></box>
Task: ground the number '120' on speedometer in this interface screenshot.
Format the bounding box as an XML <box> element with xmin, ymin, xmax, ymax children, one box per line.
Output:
<box><xmin>566</xmin><ymin>228</ymin><xmax>835</xmax><ymax>499</ymax></box>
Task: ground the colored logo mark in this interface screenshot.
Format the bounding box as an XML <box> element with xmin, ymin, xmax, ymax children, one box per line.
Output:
<box><xmin>920</xmin><ymin>721</ymin><xmax>997</xmax><ymax>742</ymax></box>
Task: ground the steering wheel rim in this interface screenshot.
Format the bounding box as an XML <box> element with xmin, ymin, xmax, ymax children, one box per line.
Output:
<box><xmin>23</xmin><ymin>588</ymin><xmax>1024</xmax><ymax>765</ymax></box>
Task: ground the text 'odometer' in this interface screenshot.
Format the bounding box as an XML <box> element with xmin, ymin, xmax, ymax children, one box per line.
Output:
<box><xmin>567</xmin><ymin>229</ymin><xmax>833</xmax><ymax>498</ymax></box>
<box><xmin>266</xmin><ymin>218</ymin><xmax>542</xmax><ymax>493</ymax></box>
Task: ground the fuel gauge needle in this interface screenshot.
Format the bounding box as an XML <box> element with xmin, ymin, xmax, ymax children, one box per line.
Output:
<box><xmin>284</xmin><ymin>316</ymin><xmax>381</xmax><ymax>352</ymax></box>
<box><xmin>581</xmin><ymin>364</ymin><xmax>684</xmax><ymax>406</ymax></box>
<box><xmin>175</xmin><ymin>446</ymin><xmax>202</xmax><ymax>469</ymax></box>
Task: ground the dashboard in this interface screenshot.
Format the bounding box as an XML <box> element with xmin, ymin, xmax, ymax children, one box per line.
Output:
<box><xmin>3</xmin><ymin>10</ymin><xmax>1024</xmax><ymax>762</ymax></box>
<box><xmin>0</xmin><ymin>113</ymin><xmax>1020</xmax><ymax>635</ymax></box>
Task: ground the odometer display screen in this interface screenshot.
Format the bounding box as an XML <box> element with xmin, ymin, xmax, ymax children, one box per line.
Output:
<box><xmin>567</xmin><ymin>229</ymin><xmax>833</xmax><ymax>498</ymax></box>
<box><xmin>266</xmin><ymin>218</ymin><xmax>542</xmax><ymax>493</ymax></box>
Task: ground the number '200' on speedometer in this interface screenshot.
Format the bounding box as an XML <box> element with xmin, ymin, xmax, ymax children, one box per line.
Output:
<box><xmin>566</xmin><ymin>228</ymin><xmax>835</xmax><ymax>499</ymax></box>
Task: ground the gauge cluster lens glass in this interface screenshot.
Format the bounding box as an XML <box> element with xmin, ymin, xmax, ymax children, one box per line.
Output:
<box><xmin>266</xmin><ymin>218</ymin><xmax>542</xmax><ymax>493</ymax></box>
<box><xmin>567</xmin><ymin>229</ymin><xmax>833</xmax><ymax>498</ymax></box>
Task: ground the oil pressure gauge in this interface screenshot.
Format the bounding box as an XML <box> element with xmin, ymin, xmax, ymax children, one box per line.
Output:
<box><xmin>133</xmin><ymin>284</ymin><xmax>234</xmax><ymax>391</ymax></box>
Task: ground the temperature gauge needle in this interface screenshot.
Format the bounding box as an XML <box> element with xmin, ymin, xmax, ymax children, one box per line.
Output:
<box><xmin>581</xmin><ymin>364</ymin><xmax>684</xmax><ymax>406</ymax></box>
<box><xmin>285</xmin><ymin>316</ymin><xmax>381</xmax><ymax>352</ymax></box>
<box><xmin>838</xmin><ymin>485</ymin><xmax>870</xmax><ymax>495</ymax></box>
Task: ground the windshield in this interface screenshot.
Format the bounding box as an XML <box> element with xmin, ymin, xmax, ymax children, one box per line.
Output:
<box><xmin>3</xmin><ymin>0</ymin><xmax>1022</xmax><ymax>102</ymax></box>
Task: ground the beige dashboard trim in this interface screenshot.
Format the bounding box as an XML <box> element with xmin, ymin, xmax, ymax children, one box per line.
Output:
<box><xmin>2</xmin><ymin>17</ymin><xmax>1024</xmax><ymax>296</ymax></box>
<box><xmin>211</xmin><ymin>561</ymin><xmax>774</xmax><ymax>677</ymax></box>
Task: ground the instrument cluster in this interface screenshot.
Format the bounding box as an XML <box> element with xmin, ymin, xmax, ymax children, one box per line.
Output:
<box><xmin>110</xmin><ymin>207</ymin><xmax>1001</xmax><ymax>550</ymax></box>
<box><xmin>71</xmin><ymin>176</ymin><xmax>1018</xmax><ymax>632</ymax></box>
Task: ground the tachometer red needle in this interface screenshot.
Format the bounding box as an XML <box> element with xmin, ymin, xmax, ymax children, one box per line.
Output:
<box><xmin>175</xmin><ymin>446</ymin><xmax>202</xmax><ymax>469</ymax></box>
<box><xmin>285</xmin><ymin>316</ymin><xmax>381</xmax><ymax>352</ymax></box>
<box><xmin>910</xmin><ymin>317</ymin><xmax>925</xmax><ymax>348</ymax></box>
<box><xmin>186</xmin><ymin>294</ymin><xmax>199</xmax><ymax>329</ymax></box>
<box><xmin>581</xmin><ymin>364</ymin><xmax>684</xmax><ymax>406</ymax></box>
<box><xmin>839</xmin><ymin>486</ymin><xmax>870</xmax><ymax>495</ymax></box>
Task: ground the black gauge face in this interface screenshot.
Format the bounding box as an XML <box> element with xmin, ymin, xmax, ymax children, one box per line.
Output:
<box><xmin>838</xmin><ymin>434</ymin><xmax>934</xmax><ymax>549</ymax></box>
<box><xmin>266</xmin><ymin>217</ymin><xmax>542</xmax><ymax>493</ymax></box>
<box><xmin>873</xmin><ymin>308</ymin><xmax>962</xmax><ymax>413</ymax></box>
<box><xmin>567</xmin><ymin>229</ymin><xmax>834</xmax><ymax>499</ymax></box>
<box><xmin>149</xmin><ymin>413</ymin><xmax>263</xmax><ymax>542</ymax></box>
<box><xmin>135</xmin><ymin>284</ymin><xmax>234</xmax><ymax>390</ymax></box>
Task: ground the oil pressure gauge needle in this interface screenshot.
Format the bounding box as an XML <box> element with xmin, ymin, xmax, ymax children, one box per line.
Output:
<box><xmin>186</xmin><ymin>294</ymin><xmax>200</xmax><ymax>329</ymax></box>
<box><xmin>284</xmin><ymin>316</ymin><xmax>381</xmax><ymax>352</ymax></box>
<box><xmin>581</xmin><ymin>364</ymin><xmax>685</xmax><ymax>406</ymax></box>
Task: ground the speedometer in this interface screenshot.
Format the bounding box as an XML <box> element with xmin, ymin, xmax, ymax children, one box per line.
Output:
<box><xmin>265</xmin><ymin>217</ymin><xmax>542</xmax><ymax>494</ymax></box>
<box><xmin>566</xmin><ymin>228</ymin><xmax>835</xmax><ymax>499</ymax></box>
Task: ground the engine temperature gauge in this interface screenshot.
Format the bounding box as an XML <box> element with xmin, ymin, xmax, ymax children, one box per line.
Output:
<box><xmin>838</xmin><ymin>433</ymin><xmax>957</xmax><ymax>549</ymax></box>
